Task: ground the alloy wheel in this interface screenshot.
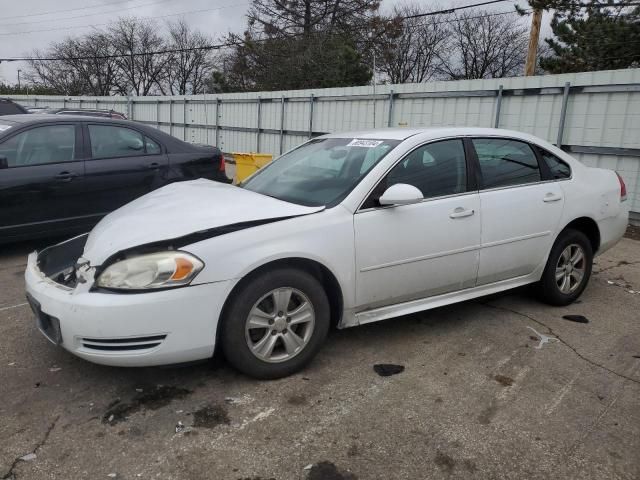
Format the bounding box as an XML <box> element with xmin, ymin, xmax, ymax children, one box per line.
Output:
<box><xmin>245</xmin><ymin>287</ymin><xmax>315</xmax><ymax>363</ymax></box>
<box><xmin>555</xmin><ymin>243</ymin><xmax>586</xmax><ymax>294</ymax></box>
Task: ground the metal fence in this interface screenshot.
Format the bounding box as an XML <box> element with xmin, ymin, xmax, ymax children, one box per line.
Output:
<box><xmin>9</xmin><ymin>68</ymin><xmax>640</xmax><ymax>218</ymax></box>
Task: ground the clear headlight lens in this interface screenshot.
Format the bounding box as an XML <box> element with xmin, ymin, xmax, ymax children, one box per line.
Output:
<box><xmin>96</xmin><ymin>251</ymin><xmax>204</xmax><ymax>290</ymax></box>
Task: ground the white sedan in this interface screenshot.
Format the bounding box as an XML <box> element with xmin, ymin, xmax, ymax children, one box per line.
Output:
<box><xmin>25</xmin><ymin>128</ymin><xmax>629</xmax><ymax>378</ymax></box>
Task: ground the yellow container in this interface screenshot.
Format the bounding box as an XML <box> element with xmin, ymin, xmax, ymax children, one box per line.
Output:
<box><xmin>233</xmin><ymin>152</ymin><xmax>273</xmax><ymax>182</ymax></box>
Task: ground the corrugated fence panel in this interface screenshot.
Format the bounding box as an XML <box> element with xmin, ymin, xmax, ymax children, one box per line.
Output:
<box><xmin>8</xmin><ymin>68</ymin><xmax>640</xmax><ymax>216</ymax></box>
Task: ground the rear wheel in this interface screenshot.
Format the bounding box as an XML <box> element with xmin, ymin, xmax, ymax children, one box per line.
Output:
<box><xmin>539</xmin><ymin>229</ymin><xmax>593</xmax><ymax>306</ymax></box>
<box><xmin>221</xmin><ymin>268</ymin><xmax>330</xmax><ymax>379</ymax></box>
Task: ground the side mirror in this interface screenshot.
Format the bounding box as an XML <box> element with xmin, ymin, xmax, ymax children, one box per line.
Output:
<box><xmin>379</xmin><ymin>183</ymin><xmax>423</xmax><ymax>206</ymax></box>
<box><xmin>0</xmin><ymin>156</ymin><xmax>8</xmax><ymax>169</ymax></box>
<box><xmin>127</xmin><ymin>138</ymin><xmax>144</xmax><ymax>151</ymax></box>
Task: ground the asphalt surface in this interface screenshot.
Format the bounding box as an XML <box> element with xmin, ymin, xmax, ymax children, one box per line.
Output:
<box><xmin>1</xmin><ymin>236</ymin><xmax>639</xmax><ymax>480</ymax></box>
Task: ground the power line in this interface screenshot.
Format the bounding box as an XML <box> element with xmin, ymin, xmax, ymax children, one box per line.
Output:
<box><xmin>0</xmin><ymin>0</ymin><xmax>181</xmax><ymax>28</ymax></box>
<box><xmin>0</xmin><ymin>2</ymin><xmax>249</xmax><ymax>37</ymax></box>
<box><xmin>0</xmin><ymin>6</ymin><xmax>530</xmax><ymax>63</ymax></box>
<box><xmin>1</xmin><ymin>0</ymin><xmax>160</xmax><ymax>21</ymax></box>
<box><xmin>404</xmin><ymin>0</ymin><xmax>514</xmax><ymax>19</ymax></box>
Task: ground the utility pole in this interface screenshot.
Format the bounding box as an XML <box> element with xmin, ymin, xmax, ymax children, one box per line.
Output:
<box><xmin>524</xmin><ymin>9</ymin><xmax>543</xmax><ymax>76</ymax></box>
<box><xmin>17</xmin><ymin>69</ymin><xmax>21</xmax><ymax>90</ymax></box>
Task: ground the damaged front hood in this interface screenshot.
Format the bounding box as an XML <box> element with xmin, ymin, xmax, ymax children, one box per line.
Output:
<box><xmin>83</xmin><ymin>179</ymin><xmax>324</xmax><ymax>265</ymax></box>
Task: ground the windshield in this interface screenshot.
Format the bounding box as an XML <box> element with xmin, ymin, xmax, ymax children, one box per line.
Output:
<box><xmin>240</xmin><ymin>137</ymin><xmax>400</xmax><ymax>207</ymax></box>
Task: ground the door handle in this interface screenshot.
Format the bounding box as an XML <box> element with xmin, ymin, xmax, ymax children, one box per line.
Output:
<box><xmin>449</xmin><ymin>207</ymin><xmax>475</xmax><ymax>219</ymax></box>
<box><xmin>146</xmin><ymin>162</ymin><xmax>160</xmax><ymax>170</ymax></box>
<box><xmin>543</xmin><ymin>193</ymin><xmax>562</xmax><ymax>203</ymax></box>
<box><xmin>54</xmin><ymin>171</ymin><xmax>77</xmax><ymax>182</ymax></box>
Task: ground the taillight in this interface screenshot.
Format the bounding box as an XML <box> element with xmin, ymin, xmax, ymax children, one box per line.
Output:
<box><xmin>616</xmin><ymin>172</ymin><xmax>627</xmax><ymax>202</ymax></box>
<box><xmin>218</xmin><ymin>154</ymin><xmax>226</xmax><ymax>172</ymax></box>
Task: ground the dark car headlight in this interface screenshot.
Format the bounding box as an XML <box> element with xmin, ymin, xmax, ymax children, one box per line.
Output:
<box><xmin>96</xmin><ymin>251</ymin><xmax>204</xmax><ymax>290</ymax></box>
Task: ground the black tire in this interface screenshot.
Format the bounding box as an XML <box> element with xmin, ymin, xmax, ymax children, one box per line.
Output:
<box><xmin>220</xmin><ymin>267</ymin><xmax>330</xmax><ymax>379</ymax></box>
<box><xmin>538</xmin><ymin>228</ymin><xmax>593</xmax><ymax>306</ymax></box>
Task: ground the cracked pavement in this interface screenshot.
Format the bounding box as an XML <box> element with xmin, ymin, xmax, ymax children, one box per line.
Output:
<box><xmin>1</xmin><ymin>236</ymin><xmax>639</xmax><ymax>479</ymax></box>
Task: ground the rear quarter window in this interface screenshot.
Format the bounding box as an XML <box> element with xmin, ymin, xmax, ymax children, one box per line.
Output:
<box><xmin>0</xmin><ymin>101</ymin><xmax>25</xmax><ymax>115</ymax></box>
<box><xmin>539</xmin><ymin>149</ymin><xmax>571</xmax><ymax>179</ymax></box>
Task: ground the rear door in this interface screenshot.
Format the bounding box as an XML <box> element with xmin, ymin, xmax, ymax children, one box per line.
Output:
<box><xmin>470</xmin><ymin>137</ymin><xmax>565</xmax><ymax>285</ymax></box>
<box><xmin>0</xmin><ymin>123</ymin><xmax>86</xmax><ymax>239</ymax></box>
<box><xmin>82</xmin><ymin>123</ymin><xmax>169</xmax><ymax>217</ymax></box>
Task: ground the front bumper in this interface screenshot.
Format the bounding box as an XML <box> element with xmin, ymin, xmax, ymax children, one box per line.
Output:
<box><xmin>24</xmin><ymin>239</ymin><xmax>232</xmax><ymax>367</ymax></box>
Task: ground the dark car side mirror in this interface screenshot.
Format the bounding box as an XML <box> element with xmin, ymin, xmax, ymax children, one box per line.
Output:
<box><xmin>0</xmin><ymin>156</ymin><xmax>8</xmax><ymax>169</ymax></box>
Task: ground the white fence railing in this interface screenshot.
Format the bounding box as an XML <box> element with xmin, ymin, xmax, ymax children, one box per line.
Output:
<box><xmin>9</xmin><ymin>68</ymin><xmax>640</xmax><ymax>217</ymax></box>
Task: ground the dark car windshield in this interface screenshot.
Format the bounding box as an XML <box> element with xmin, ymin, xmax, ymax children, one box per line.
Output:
<box><xmin>240</xmin><ymin>137</ymin><xmax>400</xmax><ymax>207</ymax></box>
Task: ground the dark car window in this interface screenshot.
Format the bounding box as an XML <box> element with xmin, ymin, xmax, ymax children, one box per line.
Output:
<box><xmin>472</xmin><ymin>138</ymin><xmax>541</xmax><ymax>189</ymax></box>
<box><xmin>0</xmin><ymin>125</ymin><xmax>76</xmax><ymax>167</ymax></box>
<box><xmin>89</xmin><ymin>125</ymin><xmax>145</xmax><ymax>158</ymax></box>
<box><xmin>385</xmin><ymin>139</ymin><xmax>467</xmax><ymax>199</ymax></box>
<box><xmin>539</xmin><ymin>149</ymin><xmax>571</xmax><ymax>179</ymax></box>
<box><xmin>0</xmin><ymin>100</ymin><xmax>26</xmax><ymax>115</ymax></box>
<box><xmin>145</xmin><ymin>136</ymin><xmax>161</xmax><ymax>154</ymax></box>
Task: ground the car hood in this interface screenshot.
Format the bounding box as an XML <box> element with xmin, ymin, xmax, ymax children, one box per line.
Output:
<box><xmin>83</xmin><ymin>179</ymin><xmax>324</xmax><ymax>265</ymax></box>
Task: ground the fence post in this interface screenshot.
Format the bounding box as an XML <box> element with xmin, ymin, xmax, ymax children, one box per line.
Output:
<box><xmin>309</xmin><ymin>94</ymin><xmax>314</xmax><ymax>138</ymax></box>
<box><xmin>203</xmin><ymin>94</ymin><xmax>208</xmax><ymax>145</ymax></box>
<box><xmin>183</xmin><ymin>98</ymin><xmax>188</xmax><ymax>141</ymax></box>
<box><xmin>215</xmin><ymin>98</ymin><xmax>221</xmax><ymax>148</ymax></box>
<box><xmin>387</xmin><ymin>90</ymin><xmax>395</xmax><ymax>127</ymax></box>
<box><xmin>79</xmin><ymin>98</ymin><xmax>83</xmax><ymax>111</ymax></box>
<box><xmin>557</xmin><ymin>82</ymin><xmax>571</xmax><ymax>148</ymax></box>
<box><xmin>156</xmin><ymin>99</ymin><xmax>161</xmax><ymax>128</ymax></box>
<box><xmin>256</xmin><ymin>97</ymin><xmax>262</xmax><ymax>152</ymax></box>
<box><xmin>169</xmin><ymin>99</ymin><xmax>173</xmax><ymax>137</ymax></box>
<box><xmin>126</xmin><ymin>93</ymin><xmax>132</xmax><ymax>119</ymax></box>
<box><xmin>494</xmin><ymin>85</ymin><xmax>503</xmax><ymax>128</ymax></box>
<box><xmin>279</xmin><ymin>96</ymin><xmax>286</xmax><ymax>155</ymax></box>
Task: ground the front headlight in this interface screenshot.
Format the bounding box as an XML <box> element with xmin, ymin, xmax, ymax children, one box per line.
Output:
<box><xmin>96</xmin><ymin>251</ymin><xmax>204</xmax><ymax>291</ymax></box>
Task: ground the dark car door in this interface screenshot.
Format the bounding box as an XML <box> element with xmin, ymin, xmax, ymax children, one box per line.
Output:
<box><xmin>82</xmin><ymin>123</ymin><xmax>169</xmax><ymax>217</ymax></box>
<box><xmin>0</xmin><ymin>123</ymin><xmax>86</xmax><ymax>241</ymax></box>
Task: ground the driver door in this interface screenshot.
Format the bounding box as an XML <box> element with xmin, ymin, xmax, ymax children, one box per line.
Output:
<box><xmin>354</xmin><ymin>138</ymin><xmax>481</xmax><ymax>310</ymax></box>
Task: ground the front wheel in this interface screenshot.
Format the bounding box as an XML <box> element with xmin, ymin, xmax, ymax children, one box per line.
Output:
<box><xmin>538</xmin><ymin>229</ymin><xmax>593</xmax><ymax>306</ymax></box>
<box><xmin>220</xmin><ymin>268</ymin><xmax>330</xmax><ymax>379</ymax></box>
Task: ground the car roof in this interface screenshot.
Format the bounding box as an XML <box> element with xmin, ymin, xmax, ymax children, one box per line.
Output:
<box><xmin>322</xmin><ymin>127</ymin><xmax>541</xmax><ymax>142</ymax></box>
<box><xmin>0</xmin><ymin>114</ymin><xmax>131</xmax><ymax>125</ymax></box>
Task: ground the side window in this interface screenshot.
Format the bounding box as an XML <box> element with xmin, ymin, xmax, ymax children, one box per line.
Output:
<box><xmin>145</xmin><ymin>136</ymin><xmax>161</xmax><ymax>155</ymax></box>
<box><xmin>472</xmin><ymin>138</ymin><xmax>541</xmax><ymax>189</ymax></box>
<box><xmin>0</xmin><ymin>125</ymin><xmax>75</xmax><ymax>167</ymax></box>
<box><xmin>539</xmin><ymin>149</ymin><xmax>571</xmax><ymax>179</ymax></box>
<box><xmin>385</xmin><ymin>139</ymin><xmax>467</xmax><ymax>199</ymax></box>
<box><xmin>0</xmin><ymin>101</ymin><xmax>24</xmax><ymax>115</ymax></box>
<box><xmin>88</xmin><ymin>125</ymin><xmax>145</xmax><ymax>159</ymax></box>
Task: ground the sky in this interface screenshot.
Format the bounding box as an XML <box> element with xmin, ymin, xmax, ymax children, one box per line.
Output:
<box><xmin>0</xmin><ymin>0</ymin><xmax>543</xmax><ymax>85</ymax></box>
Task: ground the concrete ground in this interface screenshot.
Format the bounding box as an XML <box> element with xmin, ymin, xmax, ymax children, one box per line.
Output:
<box><xmin>1</xmin><ymin>236</ymin><xmax>639</xmax><ymax>480</ymax></box>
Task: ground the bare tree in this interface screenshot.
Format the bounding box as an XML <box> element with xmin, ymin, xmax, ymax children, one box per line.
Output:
<box><xmin>438</xmin><ymin>11</ymin><xmax>529</xmax><ymax>80</ymax></box>
<box><xmin>109</xmin><ymin>17</ymin><xmax>167</xmax><ymax>95</ymax></box>
<box><xmin>26</xmin><ymin>50</ymin><xmax>87</xmax><ymax>95</ymax></box>
<box><xmin>376</xmin><ymin>5</ymin><xmax>450</xmax><ymax>84</ymax></box>
<box><xmin>164</xmin><ymin>20</ymin><xmax>214</xmax><ymax>95</ymax></box>
<box><xmin>26</xmin><ymin>32</ymin><xmax>120</xmax><ymax>95</ymax></box>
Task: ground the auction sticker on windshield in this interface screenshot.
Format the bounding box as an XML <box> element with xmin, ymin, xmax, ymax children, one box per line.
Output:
<box><xmin>347</xmin><ymin>139</ymin><xmax>384</xmax><ymax>148</ymax></box>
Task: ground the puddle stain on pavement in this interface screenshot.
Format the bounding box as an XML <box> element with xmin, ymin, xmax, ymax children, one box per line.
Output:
<box><xmin>102</xmin><ymin>385</ymin><xmax>192</xmax><ymax>425</ymax></box>
<box><xmin>192</xmin><ymin>404</ymin><xmax>230</xmax><ymax>428</ymax></box>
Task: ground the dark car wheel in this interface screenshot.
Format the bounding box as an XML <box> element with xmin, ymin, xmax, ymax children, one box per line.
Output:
<box><xmin>538</xmin><ymin>228</ymin><xmax>593</xmax><ymax>306</ymax></box>
<box><xmin>221</xmin><ymin>268</ymin><xmax>330</xmax><ymax>379</ymax></box>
